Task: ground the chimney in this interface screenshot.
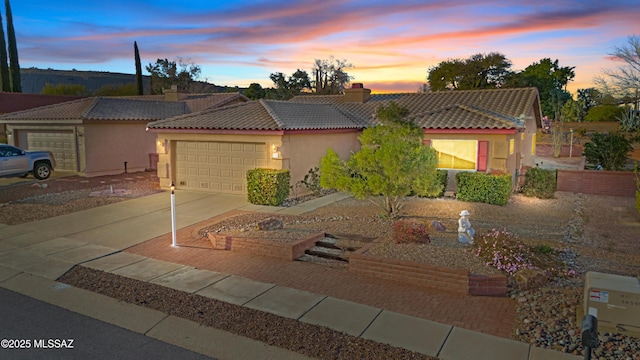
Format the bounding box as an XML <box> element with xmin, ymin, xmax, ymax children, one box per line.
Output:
<box><xmin>344</xmin><ymin>83</ymin><xmax>371</xmax><ymax>103</ymax></box>
<box><xmin>164</xmin><ymin>85</ymin><xmax>179</xmax><ymax>101</ymax></box>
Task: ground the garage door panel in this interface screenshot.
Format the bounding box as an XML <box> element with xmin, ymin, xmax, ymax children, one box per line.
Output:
<box><xmin>26</xmin><ymin>131</ymin><xmax>77</xmax><ymax>171</ymax></box>
<box><xmin>176</xmin><ymin>141</ymin><xmax>267</xmax><ymax>194</ymax></box>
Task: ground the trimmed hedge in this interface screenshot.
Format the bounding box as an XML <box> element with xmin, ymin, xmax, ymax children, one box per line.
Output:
<box><xmin>521</xmin><ymin>168</ymin><xmax>557</xmax><ymax>199</ymax></box>
<box><xmin>247</xmin><ymin>168</ymin><xmax>290</xmax><ymax>206</ymax></box>
<box><xmin>456</xmin><ymin>172</ymin><xmax>512</xmax><ymax>205</ymax></box>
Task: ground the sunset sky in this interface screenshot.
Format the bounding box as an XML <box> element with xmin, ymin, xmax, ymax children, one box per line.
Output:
<box><xmin>9</xmin><ymin>0</ymin><xmax>640</xmax><ymax>95</ymax></box>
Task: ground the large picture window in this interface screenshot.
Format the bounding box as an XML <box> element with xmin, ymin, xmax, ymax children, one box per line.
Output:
<box><xmin>431</xmin><ymin>139</ymin><xmax>477</xmax><ymax>170</ymax></box>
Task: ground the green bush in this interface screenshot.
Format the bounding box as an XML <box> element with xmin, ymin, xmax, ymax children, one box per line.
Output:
<box><xmin>393</xmin><ymin>219</ymin><xmax>430</xmax><ymax>244</ymax></box>
<box><xmin>246</xmin><ymin>168</ymin><xmax>290</xmax><ymax>206</ymax></box>
<box><xmin>521</xmin><ymin>168</ymin><xmax>557</xmax><ymax>199</ymax></box>
<box><xmin>584</xmin><ymin>105</ymin><xmax>625</xmax><ymax>122</ymax></box>
<box><xmin>421</xmin><ymin>170</ymin><xmax>448</xmax><ymax>198</ymax></box>
<box><xmin>456</xmin><ymin>172</ymin><xmax>512</xmax><ymax>205</ymax></box>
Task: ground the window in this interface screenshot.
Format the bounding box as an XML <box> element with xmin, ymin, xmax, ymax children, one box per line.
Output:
<box><xmin>509</xmin><ymin>139</ymin><xmax>515</xmax><ymax>155</ymax></box>
<box><xmin>431</xmin><ymin>140</ymin><xmax>477</xmax><ymax>170</ymax></box>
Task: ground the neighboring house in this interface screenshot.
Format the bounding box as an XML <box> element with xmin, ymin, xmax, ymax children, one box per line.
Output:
<box><xmin>147</xmin><ymin>85</ymin><xmax>541</xmax><ymax>194</ymax></box>
<box><xmin>147</xmin><ymin>99</ymin><xmax>366</xmax><ymax>192</ymax></box>
<box><xmin>0</xmin><ymin>89</ymin><xmax>249</xmax><ymax>176</ymax></box>
<box><xmin>0</xmin><ymin>92</ymin><xmax>86</xmax><ymax>142</ymax></box>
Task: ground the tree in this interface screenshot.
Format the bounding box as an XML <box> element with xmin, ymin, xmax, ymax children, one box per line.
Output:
<box><xmin>268</xmin><ymin>69</ymin><xmax>311</xmax><ymax>100</ymax></box>
<box><xmin>584</xmin><ymin>105</ymin><xmax>625</xmax><ymax>122</ymax></box>
<box><xmin>505</xmin><ymin>58</ymin><xmax>575</xmax><ymax>118</ymax></box>
<box><xmin>320</xmin><ymin>102</ymin><xmax>441</xmax><ymax>217</ymax></box>
<box><xmin>312</xmin><ymin>56</ymin><xmax>353</xmax><ymax>94</ymax></box>
<box><xmin>145</xmin><ymin>58</ymin><xmax>201</xmax><ymax>94</ymax></box>
<box><xmin>594</xmin><ymin>35</ymin><xmax>640</xmax><ymax>108</ymax></box>
<box><xmin>5</xmin><ymin>0</ymin><xmax>20</xmax><ymax>92</ymax></box>
<box><xmin>243</xmin><ymin>83</ymin><xmax>265</xmax><ymax>100</ymax></box>
<box><xmin>427</xmin><ymin>52</ymin><xmax>512</xmax><ymax>91</ymax></box>
<box><xmin>583</xmin><ymin>132</ymin><xmax>633</xmax><ymax>170</ymax></box>
<box><xmin>41</xmin><ymin>83</ymin><xmax>87</xmax><ymax>96</ymax></box>
<box><xmin>134</xmin><ymin>42</ymin><xmax>143</xmax><ymax>95</ymax></box>
<box><xmin>0</xmin><ymin>12</ymin><xmax>9</xmax><ymax>91</ymax></box>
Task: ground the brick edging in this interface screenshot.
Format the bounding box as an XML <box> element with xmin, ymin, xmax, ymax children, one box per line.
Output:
<box><xmin>208</xmin><ymin>232</ymin><xmax>325</xmax><ymax>261</ymax></box>
<box><xmin>349</xmin><ymin>249</ymin><xmax>507</xmax><ymax>296</ymax></box>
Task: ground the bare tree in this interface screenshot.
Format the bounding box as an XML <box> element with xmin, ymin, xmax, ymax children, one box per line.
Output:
<box><xmin>595</xmin><ymin>35</ymin><xmax>640</xmax><ymax>108</ymax></box>
<box><xmin>312</xmin><ymin>56</ymin><xmax>353</xmax><ymax>94</ymax></box>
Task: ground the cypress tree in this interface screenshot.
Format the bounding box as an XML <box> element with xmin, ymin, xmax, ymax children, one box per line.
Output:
<box><xmin>6</xmin><ymin>0</ymin><xmax>20</xmax><ymax>92</ymax></box>
<box><xmin>134</xmin><ymin>41</ymin><xmax>143</xmax><ymax>95</ymax></box>
<box><xmin>0</xmin><ymin>11</ymin><xmax>10</xmax><ymax>92</ymax></box>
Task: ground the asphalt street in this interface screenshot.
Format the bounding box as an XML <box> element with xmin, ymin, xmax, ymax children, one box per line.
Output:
<box><xmin>0</xmin><ymin>287</ymin><xmax>214</xmax><ymax>360</ymax></box>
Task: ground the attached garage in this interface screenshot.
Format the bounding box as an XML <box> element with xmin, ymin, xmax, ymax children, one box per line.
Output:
<box><xmin>175</xmin><ymin>140</ymin><xmax>268</xmax><ymax>194</ymax></box>
<box><xmin>25</xmin><ymin>131</ymin><xmax>78</xmax><ymax>171</ymax></box>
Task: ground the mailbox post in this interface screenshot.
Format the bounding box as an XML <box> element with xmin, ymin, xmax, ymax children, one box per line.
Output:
<box><xmin>581</xmin><ymin>315</ymin><xmax>598</xmax><ymax>360</ymax></box>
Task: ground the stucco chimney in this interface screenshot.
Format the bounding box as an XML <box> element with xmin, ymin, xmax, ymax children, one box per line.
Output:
<box><xmin>344</xmin><ymin>83</ymin><xmax>371</xmax><ymax>103</ymax></box>
<box><xmin>164</xmin><ymin>85</ymin><xmax>179</xmax><ymax>101</ymax></box>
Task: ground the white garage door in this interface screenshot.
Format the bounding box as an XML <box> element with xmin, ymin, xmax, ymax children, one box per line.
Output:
<box><xmin>27</xmin><ymin>131</ymin><xmax>78</xmax><ymax>171</ymax></box>
<box><xmin>175</xmin><ymin>141</ymin><xmax>267</xmax><ymax>194</ymax></box>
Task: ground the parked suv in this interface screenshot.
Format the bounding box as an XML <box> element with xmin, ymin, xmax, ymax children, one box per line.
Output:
<box><xmin>0</xmin><ymin>144</ymin><xmax>56</xmax><ymax>180</ymax></box>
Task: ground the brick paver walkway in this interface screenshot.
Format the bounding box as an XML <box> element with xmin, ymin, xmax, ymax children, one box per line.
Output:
<box><xmin>125</xmin><ymin>211</ymin><xmax>516</xmax><ymax>338</ymax></box>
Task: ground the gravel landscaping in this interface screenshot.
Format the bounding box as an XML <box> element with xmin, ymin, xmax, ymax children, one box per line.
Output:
<box><xmin>3</xmin><ymin>172</ymin><xmax>640</xmax><ymax>359</ymax></box>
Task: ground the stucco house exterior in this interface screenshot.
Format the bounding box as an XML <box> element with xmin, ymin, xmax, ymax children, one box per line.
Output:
<box><xmin>0</xmin><ymin>92</ymin><xmax>86</xmax><ymax>143</ymax></box>
<box><xmin>0</xmin><ymin>90</ymin><xmax>249</xmax><ymax>177</ymax></box>
<box><xmin>147</xmin><ymin>85</ymin><xmax>541</xmax><ymax>194</ymax></box>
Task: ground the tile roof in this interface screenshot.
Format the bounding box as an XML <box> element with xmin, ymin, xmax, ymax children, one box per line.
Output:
<box><xmin>290</xmin><ymin>87</ymin><xmax>540</xmax><ymax>130</ymax></box>
<box><xmin>0</xmin><ymin>97</ymin><xmax>187</xmax><ymax>122</ymax></box>
<box><xmin>148</xmin><ymin>101</ymin><xmax>277</xmax><ymax>130</ymax></box>
<box><xmin>147</xmin><ymin>100</ymin><xmax>367</xmax><ymax>131</ymax></box>
<box><xmin>182</xmin><ymin>93</ymin><xmax>249</xmax><ymax>113</ymax></box>
<box><xmin>0</xmin><ymin>93</ymin><xmax>248</xmax><ymax>123</ymax></box>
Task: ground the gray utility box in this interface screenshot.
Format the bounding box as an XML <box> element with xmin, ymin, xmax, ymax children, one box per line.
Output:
<box><xmin>584</xmin><ymin>271</ymin><xmax>640</xmax><ymax>337</ymax></box>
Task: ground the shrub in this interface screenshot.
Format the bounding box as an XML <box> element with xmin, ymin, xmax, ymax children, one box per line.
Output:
<box><xmin>297</xmin><ymin>167</ymin><xmax>322</xmax><ymax>195</ymax></box>
<box><xmin>456</xmin><ymin>172</ymin><xmax>512</xmax><ymax>205</ymax></box>
<box><xmin>420</xmin><ymin>170</ymin><xmax>448</xmax><ymax>198</ymax></box>
<box><xmin>584</xmin><ymin>105</ymin><xmax>625</xmax><ymax>122</ymax></box>
<box><xmin>583</xmin><ymin>131</ymin><xmax>633</xmax><ymax>171</ymax></box>
<box><xmin>521</xmin><ymin>168</ymin><xmax>557</xmax><ymax>199</ymax></box>
<box><xmin>393</xmin><ymin>219</ymin><xmax>430</xmax><ymax>244</ymax></box>
<box><xmin>246</xmin><ymin>168</ymin><xmax>290</xmax><ymax>206</ymax></box>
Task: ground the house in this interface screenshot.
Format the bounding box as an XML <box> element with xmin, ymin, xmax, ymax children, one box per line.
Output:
<box><xmin>0</xmin><ymin>89</ymin><xmax>249</xmax><ymax>176</ymax></box>
<box><xmin>147</xmin><ymin>85</ymin><xmax>541</xmax><ymax>194</ymax></box>
<box><xmin>0</xmin><ymin>92</ymin><xmax>86</xmax><ymax>142</ymax></box>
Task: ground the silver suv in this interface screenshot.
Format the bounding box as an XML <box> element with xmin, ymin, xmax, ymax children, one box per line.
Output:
<box><xmin>0</xmin><ymin>144</ymin><xmax>56</xmax><ymax>180</ymax></box>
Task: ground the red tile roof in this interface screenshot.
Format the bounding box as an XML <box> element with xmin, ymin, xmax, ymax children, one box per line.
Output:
<box><xmin>149</xmin><ymin>87</ymin><xmax>541</xmax><ymax>131</ymax></box>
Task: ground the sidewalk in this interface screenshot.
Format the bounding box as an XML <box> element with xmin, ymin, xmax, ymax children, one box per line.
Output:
<box><xmin>0</xmin><ymin>191</ymin><xmax>581</xmax><ymax>360</ymax></box>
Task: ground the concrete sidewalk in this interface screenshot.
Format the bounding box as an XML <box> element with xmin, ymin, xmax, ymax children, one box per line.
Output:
<box><xmin>0</xmin><ymin>190</ymin><xmax>580</xmax><ymax>360</ymax></box>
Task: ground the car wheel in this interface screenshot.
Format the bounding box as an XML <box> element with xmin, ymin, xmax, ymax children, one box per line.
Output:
<box><xmin>33</xmin><ymin>163</ymin><xmax>51</xmax><ymax>180</ymax></box>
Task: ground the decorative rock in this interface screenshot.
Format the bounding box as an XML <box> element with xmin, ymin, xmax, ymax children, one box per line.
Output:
<box><xmin>513</xmin><ymin>268</ymin><xmax>549</xmax><ymax>290</ymax></box>
<box><xmin>257</xmin><ymin>217</ymin><xmax>283</xmax><ymax>231</ymax></box>
<box><xmin>430</xmin><ymin>220</ymin><xmax>446</xmax><ymax>232</ymax></box>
